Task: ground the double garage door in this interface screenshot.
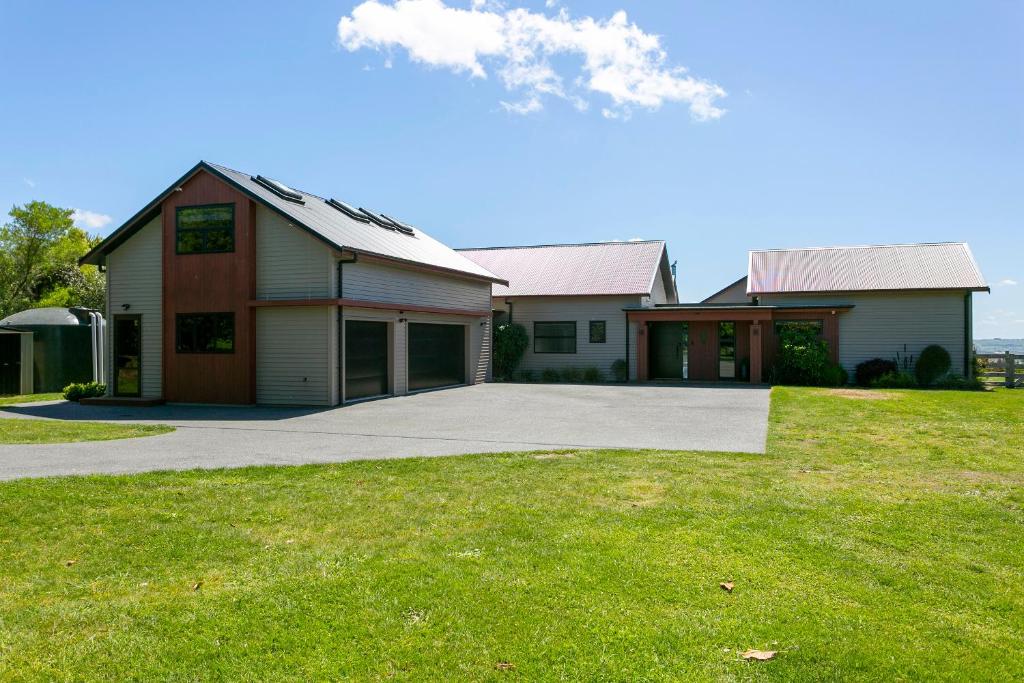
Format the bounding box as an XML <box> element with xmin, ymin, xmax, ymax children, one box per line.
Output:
<box><xmin>345</xmin><ymin>321</ymin><xmax>466</xmax><ymax>401</ymax></box>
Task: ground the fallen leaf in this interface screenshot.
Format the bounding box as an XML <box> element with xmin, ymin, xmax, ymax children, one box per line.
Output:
<box><xmin>192</xmin><ymin>581</ymin><xmax>203</xmax><ymax>591</ymax></box>
<box><xmin>720</xmin><ymin>581</ymin><xmax>734</xmax><ymax>592</ymax></box>
<box><xmin>64</xmin><ymin>559</ymin><xmax>77</xmax><ymax>567</ymax></box>
<box><xmin>495</xmin><ymin>662</ymin><xmax>515</xmax><ymax>671</ymax></box>
<box><xmin>741</xmin><ymin>649</ymin><xmax>776</xmax><ymax>661</ymax></box>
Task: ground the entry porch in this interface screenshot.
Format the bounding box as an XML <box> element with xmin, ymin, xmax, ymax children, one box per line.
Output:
<box><xmin>627</xmin><ymin>304</ymin><xmax>851</xmax><ymax>384</ymax></box>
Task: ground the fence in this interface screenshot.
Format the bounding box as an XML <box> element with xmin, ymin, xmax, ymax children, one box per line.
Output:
<box><xmin>976</xmin><ymin>352</ymin><xmax>1024</xmax><ymax>388</ymax></box>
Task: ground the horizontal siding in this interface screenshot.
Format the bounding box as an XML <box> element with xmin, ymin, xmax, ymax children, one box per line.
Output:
<box><xmin>704</xmin><ymin>278</ymin><xmax>751</xmax><ymax>304</ymax></box>
<box><xmin>256</xmin><ymin>205</ymin><xmax>334</xmax><ymax>300</ymax></box>
<box><xmin>343</xmin><ymin>260</ymin><xmax>491</xmax><ymax>311</ymax></box>
<box><xmin>107</xmin><ymin>215</ymin><xmax>162</xmax><ymax>398</ymax></box>
<box><xmin>501</xmin><ymin>296</ymin><xmax>640</xmax><ymax>378</ymax></box>
<box><xmin>256</xmin><ymin>307</ymin><xmax>331</xmax><ymax>405</ymax></box>
<box><xmin>760</xmin><ymin>291</ymin><xmax>968</xmax><ymax>375</ymax></box>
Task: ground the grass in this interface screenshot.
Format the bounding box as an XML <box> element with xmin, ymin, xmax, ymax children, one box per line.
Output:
<box><xmin>0</xmin><ymin>419</ymin><xmax>173</xmax><ymax>444</ymax></box>
<box><xmin>0</xmin><ymin>392</ymin><xmax>63</xmax><ymax>406</ymax></box>
<box><xmin>0</xmin><ymin>388</ymin><xmax>1021</xmax><ymax>680</ymax></box>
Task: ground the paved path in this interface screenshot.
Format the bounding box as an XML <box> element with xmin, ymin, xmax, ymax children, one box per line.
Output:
<box><xmin>0</xmin><ymin>383</ymin><xmax>770</xmax><ymax>480</ymax></box>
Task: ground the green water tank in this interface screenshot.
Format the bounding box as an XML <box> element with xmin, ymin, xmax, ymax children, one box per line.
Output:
<box><xmin>0</xmin><ymin>307</ymin><xmax>97</xmax><ymax>393</ymax></box>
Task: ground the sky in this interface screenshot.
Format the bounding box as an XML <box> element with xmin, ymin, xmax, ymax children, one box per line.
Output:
<box><xmin>1</xmin><ymin>0</ymin><xmax>1021</xmax><ymax>337</ymax></box>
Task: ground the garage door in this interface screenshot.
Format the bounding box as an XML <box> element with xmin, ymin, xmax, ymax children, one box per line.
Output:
<box><xmin>408</xmin><ymin>323</ymin><xmax>465</xmax><ymax>392</ymax></box>
<box><xmin>345</xmin><ymin>320</ymin><xmax>388</xmax><ymax>400</ymax></box>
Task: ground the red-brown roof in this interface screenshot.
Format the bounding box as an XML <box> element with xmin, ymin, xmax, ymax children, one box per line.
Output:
<box><xmin>458</xmin><ymin>241</ymin><xmax>671</xmax><ymax>298</ymax></box>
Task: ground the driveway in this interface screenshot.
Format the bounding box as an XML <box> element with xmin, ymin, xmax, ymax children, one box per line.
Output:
<box><xmin>0</xmin><ymin>383</ymin><xmax>770</xmax><ymax>480</ymax></box>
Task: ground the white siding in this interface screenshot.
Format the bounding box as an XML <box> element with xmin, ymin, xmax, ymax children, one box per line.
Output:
<box><xmin>502</xmin><ymin>296</ymin><xmax>640</xmax><ymax>379</ymax></box>
<box><xmin>107</xmin><ymin>215</ymin><xmax>162</xmax><ymax>398</ymax></box>
<box><xmin>704</xmin><ymin>277</ymin><xmax>751</xmax><ymax>304</ymax></box>
<box><xmin>343</xmin><ymin>260</ymin><xmax>491</xmax><ymax>312</ymax></box>
<box><xmin>256</xmin><ymin>206</ymin><xmax>335</xmax><ymax>300</ymax></box>
<box><xmin>256</xmin><ymin>306</ymin><xmax>332</xmax><ymax>405</ymax></box>
<box><xmin>761</xmin><ymin>291</ymin><xmax>969</xmax><ymax>375</ymax></box>
<box><xmin>651</xmin><ymin>268</ymin><xmax>672</xmax><ymax>304</ymax></box>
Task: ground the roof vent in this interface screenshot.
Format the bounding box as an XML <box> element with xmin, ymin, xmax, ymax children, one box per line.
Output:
<box><xmin>327</xmin><ymin>198</ymin><xmax>369</xmax><ymax>223</ymax></box>
<box><xmin>380</xmin><ymin>214</ymin><xmax>415</xmax><ymax>236</ymax></box>
<box><xmin>253</xmin><ymin>175</ymin><xmax>304</xmax><ymax>203</ymax></box>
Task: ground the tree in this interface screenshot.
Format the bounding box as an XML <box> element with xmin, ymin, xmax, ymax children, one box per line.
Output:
<box><xmin>0</xmin><ymin>201</ymin><xmax>105</xmax><ymax>319</ymax></box>
<box><xmin>493</xmin><ymin>322</ymin><xmax>529</xmax><ymax>380</ymax></box>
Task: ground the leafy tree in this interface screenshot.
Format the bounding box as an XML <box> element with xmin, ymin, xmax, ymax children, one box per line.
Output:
<box><xmin>493</xmin><ymin>322</ymin><xmax>529</xmax><ymax>380</ymax></box>
<box><xmin>769</xmin><ymin>322</ymin><xmax>846</xmax><ymax>386</ymax></box>
<box><xmin>0</xmin><ymin>201</ymin><xmax>105</xmax><ymax>319</ymax></box>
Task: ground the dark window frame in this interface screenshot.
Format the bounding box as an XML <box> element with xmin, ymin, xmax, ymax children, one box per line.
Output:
<box><xmin>175</xmin><ymin>312</ymin><xmax>236</xmax><ymax>354</ymax></box>
<box><xmin>589</xmin><ymin>320</ymin><xmax>607</xmax><ymax>344</ymax></box>
<box><xmin>175</xmin><ymin>203</ymin><xmax>236</xmax><ymax>255</ymax></box>
<box><xmin>534</xmin><ymin>321</ymin><xmax>577</xmax><ymax>354</ymax></box>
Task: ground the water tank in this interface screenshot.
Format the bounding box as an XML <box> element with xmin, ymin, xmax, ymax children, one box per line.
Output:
<box><xmin>0</xmin><ymin>307</ymin><xmax>97</xmax><ymax>392</ymax></box>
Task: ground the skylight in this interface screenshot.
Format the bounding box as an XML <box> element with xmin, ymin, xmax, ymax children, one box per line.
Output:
<box><xmin>358</xmin><ymin>208</ymin><xmax>396</xmax><ymax>230</ymax></box>
<box><xmin>253</xmin><ymin>175</ymin><xmax>304</xmax><ymax>203</ymax></box>
<box><xmin>327</xmin><ymin>198</ymin><xmax>369</xmax><ymax>223</ymax></box>
<box><xmin>381</xmin><ymin>214</ymin><xmax>415</xmax><ymax>235</ymax></box>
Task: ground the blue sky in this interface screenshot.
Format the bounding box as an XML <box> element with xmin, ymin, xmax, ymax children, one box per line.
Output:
<box><xmin>2</xmin><ymin>1</ymin><xmax>1021</xmax><ymax>336</ymax></box>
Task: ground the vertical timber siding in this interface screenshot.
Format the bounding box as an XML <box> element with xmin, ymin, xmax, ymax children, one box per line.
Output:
<box><xmin>760</xmin><ymin>291</ymin><xmax>968</xmax><ymax>375</ymax></box>
<box><xmin>256</xmin><ymin>307</ymin><xmax>332</xmax><ymax>405</ymax></box>
<box><xmin>107</xmin><ymin>215</ymin><xmax>162</xmax><ymax>398</ymax></box>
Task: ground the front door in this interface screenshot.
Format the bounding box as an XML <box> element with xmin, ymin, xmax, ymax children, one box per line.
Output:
<box><xmin>687</xmin><ymin>321</ymin><xmax>718</xmax><ymax>381</ymax></box>
<box><xmin>0</xmin><ymin>334</ymin><xmax>20</xmax><ymax>395</ymax></box>
<box><xmin>719</xmin><ymin>322</ymin><xmax>737</xmax><ymax>379</ymax></box>
<box><xmin>649</xmin><ymin>322</ymin><xmax>688</xmax><ymax>379</ymax></box>
<box><xmin>113</xmin><ymin>315</ymin><xmax>142</xmax><ymax>397</ymax></box>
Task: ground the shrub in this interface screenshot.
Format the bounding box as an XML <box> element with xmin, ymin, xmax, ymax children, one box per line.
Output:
<box><xmin>63</xmin><ymin>381</ymin><xmax>106</xmax><ymax>402</ymax></box>
<box><xmin>855</xmin><ymin>358</ymin><xmax>899</xmax><ymax>387</ymax></box>
<box><xmin>932</xmin><ymin>374</ymin><xmax>985</xmax><ymax>391</ymax></box>
<box><xmin>769</xmin><ymin>324</ymin><xmax>831</xmax><ymax>386</ymax></box>
<box><xmin>493</xmin><ymin>322</ymin><xmax>529</xmax><ymax>380</ymax></box>
<box><xmin>561</xmin><ymin>367</ymin><xmax>583</xmax><ymax>383</ymax></box>
<box><xmin>822</xmin><ymin>363</ymin><xmax>849</xmax><ymax>387</ymax></box>
<box><xmin>540</xmin><ymin>368</ymin><xmax>561</xmax><ymax>383</ymax></box>
<box><xmin>871</xmin><ymin>371</ymin><xmax>918</xmax><ymax>389</ymax></box>
<box><xmin>610</xmin><ymin>359</ymin><xmax>628</xmax><ymax>382</ymax></box>
<box><xmin>582</xmin><ymin>367</ymin><xmax>604</xmax><ymax>383</ymax></box>
<box><xmin>515</xmin><ymin>369</ymin><xmax>536</xmax><ymax>383</ymax></box>
<box><xmin>915</xmin><ymin>344</ymin><xmax>952</xmax><ymax>387</ymax></box>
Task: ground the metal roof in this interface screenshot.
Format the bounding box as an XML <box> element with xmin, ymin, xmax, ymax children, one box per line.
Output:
<box><xmin>458</xmin><ymin>241</ymin><xmax>674</xmax><ymax>298</ymax></box>
<box><xmin>747</xmin><ymin>242</ymin><xmax>988</xmax><ymax>294</ymax></box>
<box><xmin>81</xmin><ymin>161</ymin><xmax>505</xmax><ymax>284</ymax></box>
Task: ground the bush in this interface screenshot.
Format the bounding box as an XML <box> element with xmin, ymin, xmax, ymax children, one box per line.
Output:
<box><xmin>582</xmin><ymin>367</ymin><xmax>604</xmax><ymax>383</ymax></box>
<box><xmin>915</xmin><ymin>345</ymin><xmax>952</xmax><ymax>387</ymax></box>
<box><xmin>932</xmin><ymin>374</ymin><xmax>985</xmax><ymax>391</ymax></box>
<box><xmin>610</xmin><ymin>359</ymin><xmax>628</xmax><ymax>382</ymax></box>
<box><xmin>515</xmin><ymin>369</ymin><xmax>536</xmax><ymax>383</ymax></box>
<box><xmin>493</xmin><ymin>322</ymin><xmax>529</xmax><ymax>380</ymax></box>
<box><xmin>561</xmin><ymin>367</ymin><xmax>583</xmax><ymax>383</ymax></box>
<box><xmin>855</xmin><ymin>358</ymin><xmax>899</xmax><ymax>387</ymax></box>
<box><xmin>63</xmin><ymin>381</ymin><xmax>106</xmax><ymax>402</ymax></box>
<box><xmin>822</xmin><ymin>363</ymin><xmax>849</xmax><ymax>387</ymax></box>
<box><xmin>540</xmin><ymin>368</ymin><xmax>561</xmax><ymax>383</ymax></box>
<box><xmin>870</xmin><ymin>371</ymin><xmax>918</xmax><ymax>389</ymax></box>
<box><xmin>769</xmin><ymin>324</ymin><xmax>831</xmax><ymax>386</ymax></box>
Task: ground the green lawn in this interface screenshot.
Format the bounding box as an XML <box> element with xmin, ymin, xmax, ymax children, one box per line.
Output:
<box><xmin>1</xmin><ymin>388</ymin><xmax>1021</xmax><ymax>680</ymax></box>
<box><xmin>0</xmin><ymin>393</ymin><xmax>63</xmax><ymax>406</ymax></box>
<box><xmin>0</xmin><ymin>418</ymin><xmax>173</xmax><ymax>444</ymax></box>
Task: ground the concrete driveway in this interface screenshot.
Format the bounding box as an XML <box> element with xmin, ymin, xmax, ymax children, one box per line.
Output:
<box><xmin>0</xmin><ymin>383</ymin><xmax>770</xmax><ymax>480</ymax></box>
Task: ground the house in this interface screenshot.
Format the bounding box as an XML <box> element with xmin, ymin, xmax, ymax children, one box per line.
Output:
<box><xmin>458</xmin><ymin>241</ymin><xmax>677</xmax><ymax>380</ymax></box>
<box><xmin>656</xmin><ymin>242</ymin><xmax>987</xmax><ymax>382</ymax></box>
<box><xmin>80</xmin><ymin>161</ymin><xmax>506</xmax><ymax>405</ymax></box>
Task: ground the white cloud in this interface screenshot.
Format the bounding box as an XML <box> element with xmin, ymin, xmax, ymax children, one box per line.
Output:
<box><xmin>997</xmin><ymin>278</ymin><xmax>1018</xmax><ymax>287</ymax></box>
<box><xmin>338</xmin><ymin>1</ymin><xmax>726</xmax><ymax>120</ymax></box>
<box><xmin>72</xmin><ymin>209</ymin><xmax>112</xmax><ymax>230</ymax></box>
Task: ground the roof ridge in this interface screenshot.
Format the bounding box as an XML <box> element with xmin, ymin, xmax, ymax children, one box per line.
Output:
<box><xmin>457</xmin><ymin>240</ymin><xmax>664</xmax><ymax>251</ymax></box>
<box><xmin>750</xmin><ymin>241</ymin><xmax>968</xmax><ymax>254</ymax></box>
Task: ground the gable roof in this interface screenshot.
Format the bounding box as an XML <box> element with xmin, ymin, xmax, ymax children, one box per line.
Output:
<box><xmin>458</xmin><ymin>241</ymin><xmax>676</xmax><ymax>300</ymax></box>
<box><xmin>81</xmin><ymin>161</ymin><xmax>505</xmax><ymax>284</ymax></box>
<box><xmin>747</xmin><ymin>242</ymin><xmax>988</xmax><ymax>295</ymax></box>
<box><xmin>702</xmin><ymin>276</ymin><xmax>750</xmax><ymax>304</ymax></box>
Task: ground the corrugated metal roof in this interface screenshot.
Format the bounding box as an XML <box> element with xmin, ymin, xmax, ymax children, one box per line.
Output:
<box><xmin>747</xmin><ymin>242</ymin><xmax>988</xmax><ymax>294</ymax></box>
<box><xmin>458</xmin><ymin>241</ymin><xmax>670</xmax><ymax>297</ymax></box>
<box><xmin>82</xmin><ymin>161</ymin><xmax>504</xmax><ymax>284</ymax></box>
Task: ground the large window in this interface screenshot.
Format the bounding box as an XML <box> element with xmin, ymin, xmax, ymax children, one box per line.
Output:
<box><xmin>534</xmin><ymin>321</ymin><xmax>576</xmax><ymax>354</ymax></box>
<box><xmin>589</xmin><ymin>320</ymin><xmax>607</xmax><ymax>344</ymax></box>
<box><xmin>176</xmin><ymin>204</ymin><xmax>235</xmax><ymax>254</ymax></box>
<box><xmin>176</xmin><ymin>313</ymin><xmax>235</xmax><ymax>354</ymax></box>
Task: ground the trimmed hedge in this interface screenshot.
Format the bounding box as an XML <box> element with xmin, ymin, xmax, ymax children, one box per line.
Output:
<box><xmin>63</xmin><ymin>382</ymin><xmax>106</xmax><ymax>402</ymax></box>
<box><xmin>915</xmin><ymin>345</ymin><xmax>952</xmax><ymax>386</ymax></box>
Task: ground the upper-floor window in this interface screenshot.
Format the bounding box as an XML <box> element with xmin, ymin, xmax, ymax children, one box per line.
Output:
<box><xmin>176</xmin><ymin>204</ymin><xmax>235</xmax><ymax>254</ymax></box>
<box><xmin>176</xmin><ymin>313</ymin><xmax>235</xmax><ymax>353</ymax></box>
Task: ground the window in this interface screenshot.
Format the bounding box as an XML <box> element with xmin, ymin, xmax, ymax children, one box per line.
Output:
<box><xmin>176</xmin><ymin>313</ymin><xmax>235</xmax><ymax>353</ymax></box>
<box><xmin>176</xmin><ymin>204</ymin><xmax>235</xmax><ymax>254</ymax></box>
<box><xmin>774</xmin><ymin>320</ymin><xmax>823</xmax><ymax>336</ymax></box>
<box><xmin>589</xmin><ymin>320</ymin><xmax>607</xmax><ymax>343</ymax></box>
<box><xmin>534</xmin><ymin>321</ymin><xmax>576</xmax><ymax>354</ymax></box>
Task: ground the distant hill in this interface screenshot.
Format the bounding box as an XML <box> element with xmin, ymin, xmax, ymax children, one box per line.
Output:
<box><xmin>975</xmin><ymin>339</ymin><xmax>1024</xmax><ymax>354</ymax></box>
